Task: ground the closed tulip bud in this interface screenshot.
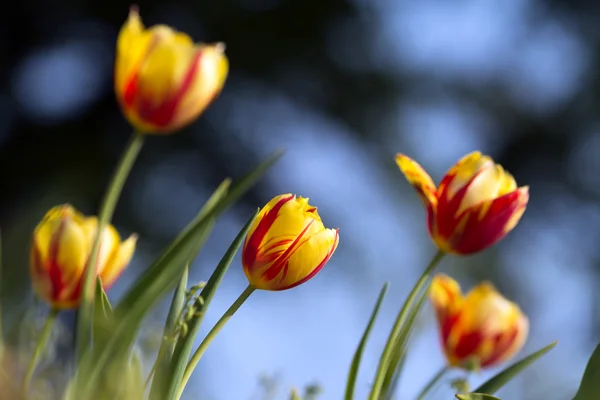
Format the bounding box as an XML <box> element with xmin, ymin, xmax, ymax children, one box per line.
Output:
<box><xmin>115</xmin><ymin>7</ymin><xmax>228</xmax><ymax>134</ymax></box>
<box><xmin>29</xmin><ymin>205</ymin><xmax>137</xmax><ymax>309</ymax></box>
<box><xmin>430</xmin><ymin>274</ymin><xmax>529</xmax><ymax>369</ymax></box>
<box><xmin>242</xmin><ymin>194</ymin><xmax>339</xmax><ymax>291</ymax></box>
<box><xmin>396</xmin><ymin>151</ymin><xmax>529</xmax><ymax>255</ymax></box>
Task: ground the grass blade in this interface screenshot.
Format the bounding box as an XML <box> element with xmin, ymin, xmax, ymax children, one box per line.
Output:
<box><xmin>158</xmin><ymin>210</ymin><xmax>259</xmax><ymax>400</ymax></box>
<box><xmin>381</xmin><ymin>283</ymin><xmax>429</xmax><ymax>399</ymax></box>
<box><xmin>456</xmin><ymin>394</ymin><xmax>501</xmax><ymax>400</ymax></box>
<box><xmin>345</xmin><ymin>283</ymin><xmax>389</xmax><ymax>400</ymax></box>
<box><xmin>572</xmin><ymin>342</ymin><xmax>600</xmax><ymax>400</ymax></box>
<box><xmin>73</xmin><ymin>150</ymin><xmax>282</xmax><ymax>398</ymax></box>
<box><xmin>147</xmin><ymin>267</ymin><xmax>189</xmax><ymax>391</ymax></box>
<box><xmin>473</xmin><ymin>341</ymin><xmax>557</xmax><ymax>394</ymax></box>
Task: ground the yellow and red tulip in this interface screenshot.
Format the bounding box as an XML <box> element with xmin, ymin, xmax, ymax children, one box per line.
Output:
<box><xmin>429</xmin><ymin>274</ymin><xmax>529</xmax><ymax>369</ymax></box>
<box><xmin>242</xmin><ymin>194</ymin><xmax>339</xmax><ymax>291</ymax></box>
<box><xmin>396</xmin><ymin>151</ymin><xmax>529</xmax><ymax>255</ymax></box>
<box><xmin>29</xmin><ymin>204</ymin><xmax>137</xmax><ymax>309</ymax></box>
<box><xmin>115</xmin><ymin>7</ymin><xmax>228</xmax><ymax>134</ymax></box>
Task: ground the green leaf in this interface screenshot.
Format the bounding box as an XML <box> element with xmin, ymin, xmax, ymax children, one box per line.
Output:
<box><xmin>96</xmin><ymin>349</ymin><xmax>145</xmax><ymax>400</ymax></box>
<box><xmin>147</xmin><ymin>267</ymin><xmax>189</xmax><ymax>392</ymax></box>
<box><xmin>473</xmin><ymin>341</ymin><xmax>557</xmax><ymax>394</ymax></box>
<box><xmin>73</xmin><ymin>151</ymin><xmax>282</xmax><ymax>398</ymax></box>
<box><xmin>368</xmin><ymin>250</ymin><xmax>445</xmax><ymax>400</ymax></box>
<box><xmin>573</xmin><ymin>342</ymin><xmax>600</xmax><ymax>400</ymax></box>
<box><xmin>456</xmin><ymin>394</ymin><xmax>501</xmax><ymax>400</ymax></box>
<box><xmin>71</xmin><ymin>180</ymin><xmax>226</xmax><ymax>397</ymax></box>
<box><xmin>381</xmin><ymin>281</ymin><xmax>430</xmax><ymax>399</ymax></box>
<box><xmin>92</xmin><ymin>278</ymin><xmax>114</xmax><ymax>346</ymax></box>
<box><xmin>344</xmin><ymin>283</ymin><xmax>389</xmax><ymax>400</ymax></box>
<box><xmin>384</xmin><ymin>351</ymin><xmax>406</xmax><ymax>400</ymax></box>
<box><xmin>157</xmin><ymin>210</ymin><xmax>259</xmax><ymax>400</ymax></box>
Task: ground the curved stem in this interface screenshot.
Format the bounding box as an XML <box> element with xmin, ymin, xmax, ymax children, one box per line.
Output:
<box><xmin>22</xmin><ymin>308</ymin><xmax>59</xmax><ymax>397</ymax></box>
<box><xmin>415</xmin><ymin>365</ymin><xmax>450</xmax><ymax>400</ymax></box>
<box><xmin>75</xmin><ymin>130</ymin><xmax>145</xmax><ymax>361</ymax></box>
<box><xmin>369</xmin><ymin>249</ymin><xmax>445</xmax><ymax>400</ymax></box>
<box><xmin>176</xmin><ymin>285</ymin><xmax>255</xmax><ymax>399</ymax></box>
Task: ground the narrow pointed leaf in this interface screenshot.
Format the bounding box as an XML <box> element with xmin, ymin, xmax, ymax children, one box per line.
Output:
<box><xmin>456</xmin><ymin>394</ymin><xmax>501</xmax><ymax>400</ymax></box>
<box><xmin>72</xmin><ymin>151</ymin><xmax>282</xmax><ymax>397</ymax></box>
<box><xmin>93</xmin><ymin>278</ymin><xmax>114</xmax><ymax>346</ymax></box>
<box><xmin>148</xmin><ymin>267</ymin><xmax>189</xmax><ymax>393</ymax></box>
<box><xmin>473</xmin><ymin>341</ymin><xmax>557</xmax><ymax>394</ymax></box>
<box><xmin>72</xmin><ymin>180</ymin><xmax>227</xmax><ymax>396</ymax></box>
<box><xmin>381</xmin><ymin>283</ymin><xmax>430</xmax><ymax>398</ymax></box>
<box><xmin>345</xmin><ymin>283</ymin><xmax>389</xmax><ymax>400</ymax></box>
<box><xmin>384</xmin><ymin>346</ymin><xmax>407</xmax><ymax>400</ymax></box>
<box><xmin>573</xmin><ymin>342</ymin><xmax>600</xmax><ymax>400</ymax></box>
<box><xmin>158</xmin><ymin>210</ymin><xmax>259</xmax><ymax>400</ymax></box>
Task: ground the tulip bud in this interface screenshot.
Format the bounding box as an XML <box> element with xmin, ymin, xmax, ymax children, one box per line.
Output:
<box><xmin>29</xmin><ymin>204</ymin><xmax>137</xmax><ymax>309</ymax></box>
<box><xmin>115</xmin><ymin>7</ymin><xmax>228</xmax><ymax>134</ymax></box>
<box><xmin>242</xmin><ymin>194</ymin><xmax>339</xmax><ymax>291</ymax></box>
<box><xmin>429</xmin><ymin>274</ymin><xmax>529</xmax><ymax>368</ymax></box>
<box><xmin>396</xmin><ymin>151</ymin><xmax>529</xmax><ymax>254</ymax></box>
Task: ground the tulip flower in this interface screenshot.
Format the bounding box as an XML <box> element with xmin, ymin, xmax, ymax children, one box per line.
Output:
<box><xmin>242</xmin><ymin>194</ymin><xmax>339</xmax><ymax>290</ymax></box>
<box><xmin>396</xmin><ymin>151</ymin><xmax>529</xmax><ymax>255</ymax></box>
<box><xmin>115</xmin><ymin>7</ymin><xmax>228</xmax><ymax>134</ymax></box>
<box><xmin>29</xmin><ymin>204</ymin><xmax>137</xmax><ymax>309</ymax></box>
<box><xmin>430</xmin><ymin>274</ymin><xmax>529</xmax><ymax>369</ymax></box>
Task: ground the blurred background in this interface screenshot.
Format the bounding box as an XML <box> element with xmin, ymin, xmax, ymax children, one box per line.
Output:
<box><xmin>0</xmin><ymin>0</ymin><xmax>598</xmax><ymax>399</ymax></box>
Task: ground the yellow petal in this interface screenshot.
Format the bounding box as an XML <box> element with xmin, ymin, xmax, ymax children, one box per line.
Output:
<box><xmin>491</xmin><ymin>312</ymin><xmax>529</xmax><ymax>365</ymax></box>
<box><xmin>441</xmin><ymin>152</ymin><xmax>492</xmax><ymax>199</ymax></box>
<box><xmin>101</xmin><ymin>234</ymin><xmax>138</xmax><ymax>288</ymax></box>
<box><xmin>115</xmin><ymin>7</ymin><xmax>153</xmax><ymax>98</ymax></box>
<box><xmin>395</xmin><ymin>154</ymin><xmax>438</xmax><ymax>209</ymax></box>
<box><xmin>245</xmin><ymin>194</ymin><xmax>293</xmax><ymax>239</ymax></box>
<box><xmin>53</xmin><ymin>218</ymin><xmax>89</xmax><ymax>290</ymax></box>
<box><xmin>277</xmin><ymin>228</ymin><xmax>339</xmax><ymax>290</ymax></box>
<box><xmin>430</xmin><ymin>274</ymin><xmax>464</xmax><ymax>320</ymax></box>
<box><xmin>173</xmin><ymin>43</ymin><xmax>229</xmax><ymax>128</ymax></box>
<box><xmin>460</xmin><ymin>282</ymin><xmax>518</xmax><ymax>333</ymax></box>
<box><xmin>79</xmin><ymin>217</ymin><xmax>121</xmax><ymax>273</ymax></box>
<box><xmin>249</xmin><ymin>195</ymin><xmax>324</xmax><ymax>255</ymax></box>
<box><xmin>134</xmin><ymin>28</ymin><xmax>196</xmax><ymax>108</ymax></box>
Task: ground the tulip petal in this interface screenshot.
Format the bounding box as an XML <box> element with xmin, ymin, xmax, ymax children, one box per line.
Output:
<box><xmin>430</xmin><ymin>274</ymin><xmax>464</xmax><ymax>321</ymax></box>
<box><xmin>101</xmin><ymin>234</ymin><xmax>138</xmax><ymax>288</ymax></box>
<box><xmin>481</xmin><ymin>314</ymin><xmax>528</xmax><ymax>367</ymax></box>
<box><xmin>115</xmin><ymin>7</ymin><xmax>154</xmax><ymax>100</ymax></box>
<box><xmin>243</xmin><ymin>195</ymin><xmax>324</xmax><ymax>273</ymax></box>
<box><xmin>445</xmin><ymin>281</ymin><xmax>528</xmax><ymax>368</ymax></box>
<box><xmin>395</xmin><ymin>154</ymin><xmax>438</xmax><ymax>209</ymax></box>
<box><xmin>174</xmin><ymin>44</ymin><xmax>228</xmax><ymax>128</ymax></box>
<box><xmin>274</xmin><ymin>228</ymin><xmax>339</xmax><ymax>290</ymax></box>
<box><xmin>79</xmin><ymin>217</ymin><xmax>121</xmax><ymax>275</ymax></box>
<box><xmin>437</xmin><ymin>151</ymin><xmax>493</xmax><ymax>201</ymax></box>
<box><xmin>242</xmin><ymin>194</ymin><xmax>296</xmax><ymax>272</ymax></box>
<box><xmin>444</xmin><ymin>187</ymin><xmax>529</xmax><ymax>255</ymax></box>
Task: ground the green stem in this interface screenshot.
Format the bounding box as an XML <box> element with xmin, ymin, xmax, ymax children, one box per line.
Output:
<box><xmin>415</xmin><ymin>365</ymin><xmax>450</xmax><ymax>400</ymax></box>
<box><xmin>177</xmin><ymin>285</ymin><xmax>255</xmax><ymax>399</ymax></box>
<box><xmin>369</xmin><ymin>249</ymin><xmax>445</xmax><ymax>400</ymax></box>
<box><xmin>22</xmin><ymin>308</ymin><xmax>59</xmax><ymax>397</ymax></box>
<box><xmin>75</xmin><ymin>130</ymin><xmax>145</xmax><ymax>361</ymax></box>
<box><xmin>144</xmin><ymin>345</ymin><xmax>165</xmax><ymax>390</ymax></box>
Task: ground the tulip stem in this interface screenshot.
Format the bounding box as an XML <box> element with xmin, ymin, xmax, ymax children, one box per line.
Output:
<box><xmin>369</xmin><ymin>249</ymin><xmax>445</xmax><ymax>400</ymax></box>
<box><xmin>75</xmin><ymin>130</ymin><xmax>145</xmax><ymax>362</ymax></box>
<box><xmin>177</xmin><ymin>284</ymin><xmax>255</xmax><ymax>399</ymax></box>
<box><xmin>415</xmin><ymin>365</ymin><xmax>450</xmax><ymax>400</ymax></box>
<box><xmin>22</xmin><ymin>308</ymin><xmax>59</xmax><ymax>397</ymax></box>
